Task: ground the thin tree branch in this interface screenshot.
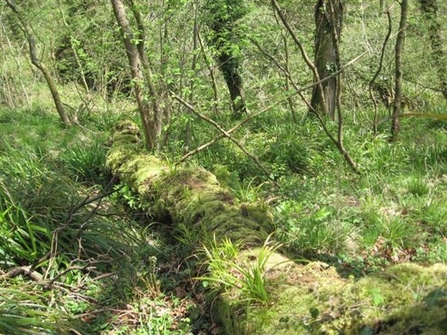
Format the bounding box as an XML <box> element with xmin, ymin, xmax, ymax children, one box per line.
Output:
<box><xmin>171</xmin><ymin>93</ymin><xmax>278</xmax><ymax>184</ymax></box>
<box><xmin>271</xmin><ymin>0</ymin><xmax>327</xmax><ymax>114</ymax></box>
<box><xmin>248</xmin><ymin>36</ymin><xmax>300</xmax><ymax>92</ymax></box>
<box><xmin>4</xmin><ymin>0</ymin><xmax>71</xmax><ymax>126</ymax></box>
<box><xmin>177</xmin><ymin>105</ymin><xmax>269</xmax><ymax>163</ymax></box>
<box><xmin>369</xmin><ymin>9</ymin><xmax>393</xmax><ymax>134</ymax></box>
<box><xmin>270</xmin><ymin>0</ymin><xmax>319</xmax><ymax>80</ymax></box>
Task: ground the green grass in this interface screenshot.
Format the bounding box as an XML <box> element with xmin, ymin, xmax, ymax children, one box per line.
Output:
<box><xmin>197</xmin><ymin>236</ymin><xmax>280</xmax><ymax>304</ymax></box>
<box><xmin>1</xmin><ymin>79</ymin><xmax>447</xmax><ymax>333</ymax></box>
<box><xmin>218</xmin><ymin>107</ymin><xmax>447</xmax><ymax>274</ymax></box>
<box><xmin>0</xmin><ymin>285</ymin><xmax>72</xmax><ymax>335</ymax></box>
<box><xmin>0</xmin><ymin>107</ymin><xmax>199</xmax><ymax>334</ymax></box>
<box><xmin>168</xmin><ymin>105</ymin><xmax>447</xmax><ymax>273</ymax></box>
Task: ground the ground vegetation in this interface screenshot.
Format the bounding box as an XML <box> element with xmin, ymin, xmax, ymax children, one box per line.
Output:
<box><xmin>1</xmin><ymin>0</ymin><xmax>447</xmax><ymax>334</ymax></box>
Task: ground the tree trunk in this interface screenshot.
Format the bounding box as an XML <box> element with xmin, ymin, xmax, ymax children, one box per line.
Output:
<box><xmin>391</xmin><ymin>0</ymin><xmax>408</xmax><ymax>141</ymax></box>
<box><xmin>128</xmin><ymin>0</ymin><xmax>166</xmax><ymax>146</ymax></box>
<box><xmin>204</xmin><ymin>0</ymin><xmax>247</xmax><ymax>119</ymax></box>
<box><xmin>107</xmin><ymin>120</ymin><xmax>273</xmax><ymax>245</ymax></box>
<box><xmin>111</xmin><ymin>0</ymin><xmax>163</xmax><ymax>151</ymax></box>
<box><xmin>310</xmin><ymin>0</ymin><xmax>343</xmax><ymax>119</ymax></box>
<box><xmin>218</xmin><ymin>53</ymin><xmax>246</xmax><ymax>117</ymax></box>
<box><xmin>106</xmin><ymin>120</ymin><xmax>276</xmax><ymax>333</ymax></box>
<box><xmin>4</xmin><ymin>0</ymin><xmax>71</xmax><ymax>126</ymax></box>
<box><xmin>419</xmin><ymin>0</ymin><xmax>447</xmax><ymax>99</ymax></box>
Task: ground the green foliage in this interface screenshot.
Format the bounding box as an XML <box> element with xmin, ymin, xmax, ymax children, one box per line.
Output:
<box><xmin>112</xmin><ymin>183</ymin><xmax>142</xmax><ymax>210</ymax></box>
<box><xmin>60</xmin><ymin>140</ymin><xmax>109</xmax><ymax>184</ymax></box>
<box><xmin>0</xmin><ymin>107</ymin><xmax>200</xmax><ymax>334</ymax></box>
<box><xmin>202</xmin><ymin>0</ymin><xmax>248</xmax><ymax>47</ymax></box>
<box><xmin>198</xmin><ymin>235</ymin><xmax>280</xmax><ymax>304</ymax></box>
<box><xmin>0</xmin><ymin>145</ymin><xmax>68</xmax><ymax>264</ymax></box>
<box><xmin>276</xmin><ymin>200</ymin><xmax>351</xmax><ymax>255</ymax></box>
<box><xmin>0</xmin><ymin>286</ymin><xmax>70</xmax><ymax>334</ymax></box>
<box><xmin>0</xmin><ymin>184</ymin><xmax>51</xmax><ymax>265</ymax></box>
<box><xmin>54</xmin><ymin>0</ymin><xmax>129</xmax><ymax>97</ymax></box>
<box><xmin>3</xmin><ymin>0</ymin><xmax>447</xmax><ymax>332</ymax></box>
<box><xmin>405</xmin><ymin>176</ymin><xmax>430</xmax><ymax>196</ymax></box>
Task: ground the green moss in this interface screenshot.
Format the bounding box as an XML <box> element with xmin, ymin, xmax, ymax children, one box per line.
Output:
<box><xmin>212</xmin><ymin>258</ymin><xmax>447</xmax><ymax>334</ymax></box>
<box><xmin>107</xmin><ymin>121</ymin><xmax>272</xmax><ymax>246</ymax></box>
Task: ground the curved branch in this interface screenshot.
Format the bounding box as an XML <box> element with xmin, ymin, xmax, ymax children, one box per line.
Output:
<box><xmin>369</xmin><ymin>9</ymin><xmax>393</xmax><ymax>134</ymax></box>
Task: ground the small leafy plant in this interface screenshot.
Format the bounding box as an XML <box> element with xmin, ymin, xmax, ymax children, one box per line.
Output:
<box><xmin>197</xmin><ymin>235</ymin><xmax>280</xmax><ymax>304</ymax></box>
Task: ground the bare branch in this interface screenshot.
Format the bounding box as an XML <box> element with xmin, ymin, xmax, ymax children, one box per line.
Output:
<box><xmin>171</xmin><ymin>93</ymin><xmax>277</xmax><ymax>184</ymax></box>
<box><xmin>370</xmin><ymin>9</ymin><xmax>393</xmax><ymax>134</ymax></box>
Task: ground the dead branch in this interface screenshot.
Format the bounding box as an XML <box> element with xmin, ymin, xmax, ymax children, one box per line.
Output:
<box><xmin>0</xmin><ymin>266</ymin><xmax>43</xmax><ymax>282</ymax></box>
<box><xmin>171</xmin><ymin>93</ymin><xmax>277</xmax><ymax>184</ymax></box>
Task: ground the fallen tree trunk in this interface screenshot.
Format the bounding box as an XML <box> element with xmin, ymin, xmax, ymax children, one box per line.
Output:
<box><xmin>106</xmin><ymin>120</ymin><xmax>273</xmax><ymax>245</ymax></box>
<box><xmin>106</xmin><ymin>121</ymin><xmax>447</xmax><ymax>335</ymax></box>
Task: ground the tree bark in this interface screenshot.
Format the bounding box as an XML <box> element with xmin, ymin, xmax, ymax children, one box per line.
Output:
<box><xmin>310</xmin><ymin>0</ymin><xmax>343</xmax><ymax>119</ymax></box>
<box><xmin>418</xmin><ymin>0</ymin><xmax>447</xmax><ymax>99</ymax></box>
<box><xmin>4</xmin><ymin>0</ymin><xmax>71</xmax><ymax>126</ymax></box>
<box><xmin>391</xmin><ymin>0</ymin><xmax>408</xmax><ymax>141</ymax></box>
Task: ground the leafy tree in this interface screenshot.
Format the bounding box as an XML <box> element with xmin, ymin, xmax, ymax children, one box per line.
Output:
<box><xmin>55</xmin><ymin>0</ymin><xmax>130</xmax><ymax>99</ymax></box>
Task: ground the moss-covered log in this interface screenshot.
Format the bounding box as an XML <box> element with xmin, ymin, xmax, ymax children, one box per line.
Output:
<box><xmin>107</xmin><ymin>121</ymin><xmax>447</xmax><ymax>335</ymax></box>
<box><xmin>106</xmin><ymin>120</ymin><xmax>273</xmax><ymax>245</ymax></box>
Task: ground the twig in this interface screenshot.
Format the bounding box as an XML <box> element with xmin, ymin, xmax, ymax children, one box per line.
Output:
<box><xmin>270</xmin><ymin>0</ymin><xmax>319</xmax><ymax>82</ymax></box>
<box><xmin>44</xmin><ymin>263</ymin><xmax>93</xmax><ymax>289</ymax></box>
<box><xmin>54</xmin><ymin>181</ymin><xmax>122</xmax><ymax>234</ymax></box>
<box><xmin>248</xmin><ymin>36</ymin><xmax>300</xmax><ymax>93</ymax></box>
<box><xmin>177</xmin><ymin>104</ymin><xmax>272</xmax><ymax>163</ymax></box>
<box><xmin>403</xmin><ymin>77</ymin><xmax>445</xmax><ymax>93</ymax></box>
<box><xmin>47</xmin><ymin>182</ymin><xmax>123</xmax><ymax>269</ymax></box>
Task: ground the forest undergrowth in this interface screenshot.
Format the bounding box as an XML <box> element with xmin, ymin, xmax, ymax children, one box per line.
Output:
<box><xmin>0</xmin><ymin>107</ymin><xmax>210</xmax><ymax>334</ymax></box>
<box><xmin>1</xmin><ymin>99</ymin><xmax>447</xmax><ymax>334</ymax></box>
